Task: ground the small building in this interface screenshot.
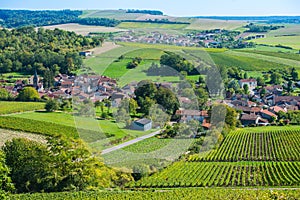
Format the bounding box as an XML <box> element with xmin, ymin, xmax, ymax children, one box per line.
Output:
<box><xmin>238</xmin><ymin>79</ymin><xmax>257</xmax><ymax>90</ymax></box>
<box><xmin>131</xmin><ymin>118</ymin><xmax>152</xmax><ymax>131</ymax></box>
<box><xmin>79</xmin><ymin>51</ymin><xmax>93</xmax><ymax>57</ymax></box>
<box><xmin>240</xmin><ymin>113</ymin><xmax>261</xmax><ymax>126</ymax></box>
<box><xmin>260</xmin><ymin>109</ymin><xmax>277</xmax><ymax>121</ymax></box>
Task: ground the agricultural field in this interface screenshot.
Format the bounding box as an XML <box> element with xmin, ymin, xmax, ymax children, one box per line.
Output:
<box><xmin>42</xmin><ymin>23</ymin><xmax>125</xmax><ymax>36</ymax></box>
<box><xmin>117</xmin><ymin>22</ymin><xmax>188</xmax><ymax>29</ymax></box>
<box><xmin>186</xmin><ymin>18</ymin><xmax>246</xmax><ymax>30</ymax></box>
<box><xmin>0</xmin><ymin>128</ymin><xmax>46</xmax><ymax>147</ymax></box>
<box><xmin>10</xmin><ymin>111</ymin><xmax>155</xmax><ymax>149</ymax></box>
<box><xmin>10</xmin><ymin>188</ymin><xmax>300</xmax><ymax>200</ymax></box>
<box><xmin>267</xmin><ymin>24</ymin><xmax>300</xmax><ymax>37</ymax></box>
<box><xmin>235</xmin><ymin>49</ymin><xmax>300</xmax><ymax>61</ymax></box>
<box><xmin>190</xmin><ymin>126</ymin><xmax>300</xmax><ymax>162</ymax></box>
<box><xmin>251</xmin><ymin>35</ymin><xmax>300</xmax><ymax>50</ymax></box>
<box><xmin>130</xmin><ymin>126</ymin><xmax>300</xmax><ymax>188</ymax></box>
<box><xmin>0</xmin><ymin>101</ymin><xmax>45</xmax><ymax>115</ymax></box>
<box><xmin>133</xmin><ymin>161</ymin><xmax>300</xmax><ymax>187</ymax></box>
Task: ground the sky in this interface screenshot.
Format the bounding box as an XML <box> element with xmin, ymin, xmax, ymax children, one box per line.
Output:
<box><xmin>0</xmin><ymin>0</ymin><xmax>299</xmax><ymax>16</ymax></box>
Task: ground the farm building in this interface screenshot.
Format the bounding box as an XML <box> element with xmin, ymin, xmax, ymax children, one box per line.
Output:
<box><xmin>131</xmin><ymin>118</ymin><xmax>152</xmax><ymax>131</ymax></box>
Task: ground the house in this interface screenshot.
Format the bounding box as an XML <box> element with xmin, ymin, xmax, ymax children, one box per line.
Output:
<box><xmin>269</xmin><ymin>106</ymin><xmax>287</xmax><ymax>114</ymax></box>
<box><xmin>260</xmin><ymin>109</ymin><xmax>277</xmax><ymax>121</ymax></box>
<box><xmin>176</xmin><ymin>109</ymin><xmax>201</xmax><ymax>122</ymax></box>
<box><xmin>79</xmin><ymin>51</ymin><xmax>93</xmax><ymax>57</ymax></box>
<box><xmin>131</xmin><ymin>118</ymin><xmax>152</xmax><ymax>131</ymax></box>
<box><xmin>240</xmin><ymin>113</ymin><xmax>261</xmax><ymax>126</ymax></box>
<box><xmin>238</xmin><ymin>79</ymin><xmax>257</xmax><ymax>91</ymax></box>
<box><xmin>111</xmin><ymin>92</ymin><xmax>128</xmax><ymax>107</ymax></box>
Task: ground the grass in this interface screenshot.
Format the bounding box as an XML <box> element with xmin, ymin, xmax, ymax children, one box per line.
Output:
<box><xmin>118</xmin><ymin>22</ymin><xmax>188</xmax><ymax>29</ymax></box>
<box><xmin>0</xmin><ymin>128</ymin><xmax>46</xmax><ymax>147</ymax></box>
<box><xmin>267</xmin><ymin>24</ymin><xmax>300</xmax><ymax>37</ymax></box>
<box><xmin>80</xmin><ymin>10</ymin><xmax>146</xmax><ymax>20</ymax></box>
<box><xmin>239</xmin><ymin>44</ymin><xmax>298</xmax><ymax>53</ymax></box>
<box><xmin>251</xmin><ymin>35</ymin><xmax>300</xmax><ymax>50</ymax></box>
<box><xmin>186</xmin><ymin>18</ymin><xmax>246</xmax><ymax>30</ymax></box>
<box><xmin>122</xmin><ymin>137</ymin><xmax>171</xmax><ymax>153</ymax></box>
<box><xmin>0</xmin><ymin>101</ymin><xmax>45</xmax><ymax>115</ymax></box>
<box><xmin>11</xmin><ymin>111</ymin><xmax>155</xmax><ymax>149</ymax></box>
<box><xmin>235</xmin><ymin>49</ymin><xmax>300</xmax><ymax>61</ymax></box>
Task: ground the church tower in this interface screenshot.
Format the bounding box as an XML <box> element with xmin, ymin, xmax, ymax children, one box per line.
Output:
<box><xmin>33</xmin><ymin>69</ymin><xmax>38</xmax><ymax>89</ymax></box>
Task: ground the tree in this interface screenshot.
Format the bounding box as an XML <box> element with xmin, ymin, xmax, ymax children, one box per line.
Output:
<box><xmin>155</xmin><ymin>86</ymin><xmax>179</xmax><ymax>115</ymax></box>
<box><xmin>243</xmin><ymin>84</ymin><xmax>249</xmax><ymax>94</ymax></box>
<box><xmin>0</xmin><ymin>151</ymin><xmax>14</xmax><ymax>197</ymax></box>
<box><xmin>45</xmin><ymin>99</ymin><xmax>59</xmax><ymax>112</ymax></box>
<box><xmin>270</xmin><ymin>72</ymin><xmax>281</xmax><ymax>84</ymax></box>
<box><xmin>3</xmin><ymin>138</ymin><xmax>49</xmax><ymax>193</ymax></box>
<box><xmin>149</xmin><ymin>104</ymin><xmax>171</xmax><ymax>128</ymax></box>
<box><xmin>257</xmin><ymin>76</ymin><xmax>265</xmax><ymax>86</ymax></box>
<box><xmin>17</xmin><ymin>87</ymin><xmax>40</xmax><ymax>101</ymax></box>
<box><xmin>291</xmin><ymin>68</ymin><xmax>298</xmax><ymax>81</ymax></box>
<box><xmin>0</xmin><ymin>89</ymin><xmax>9</xmax><ymax>100</ymax></box>
<box><xmin>129</xmin><ymin>98</ymin><xmax>138</xmax><ymax>115</ymax></box>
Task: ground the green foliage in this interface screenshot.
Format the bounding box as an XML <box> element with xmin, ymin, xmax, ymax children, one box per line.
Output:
<box><xmin>2</xmin><ymin>136</ymin><xmax>115</xmax><ymax>193</ymax></box>
<box><xmin>0</xmin><ymin>151</ymin><xmax>14</xmax><ymax>195</ymax></box>
<box><xmin>17</xmin><ymin>87</ymin><xmax>40</xmax><ymax>102</ymax></box>
<box><xmin>245</xmin><ymin>23</ymin><xmax>284</xmax><ymax>32</ymax></box>
<box><xmin>0</xmin><ymin>27</ymin><xmax>98</xmax><ymax>75</ymax></box>
<box><xmin>45</xmin><ymin>99</ymin><xmax>59</xmax><ymax>112</ymax></box>
<box><xmin>77</xmin><ymin>18</ymin><xmax>120</xmax><ymax>27</ymax></box>
<box><xmin>160</xmin><ymin>52</ymin><xmax>195</xmax><ymax>74</ymax></box>
<box><xmin>3</xmin><ymin>138</ymin><xmax>49</xmax><ymax>193</ymax></box>
<box><xmin>0</xmin><ymin>101</ymin><xmax>45</xmax><ymax>115</ymax></box>
<box><xmin>199</xmin><ymin>127</ymin><xmax>300</xmax><ymax>162</ymax></box>
<box><xmin>8</xmin><ymin>188</ymin><xmax>300</xmax><ymax>200</ymax></box>
<box><xmin>134</xmin><ymin>161</ymin><xmax>300</xmax><ymax>187</ymax></box>
<box><xmin>0</xmin><ymin>116</ymin><xmax>78</xmax><ymax>138</ymax></box>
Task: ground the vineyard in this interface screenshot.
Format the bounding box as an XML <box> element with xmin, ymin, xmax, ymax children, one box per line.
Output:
<box><xmin>0</xmin><ymin>101</ymin><xmax>45</xmax><ymax>115</ymax></box>
<box><xmin>0</xmin><ymin>116</ymin><xmax>109</xmax><ymax>142</ymax></box>
<box><xmin>189</xmin><ymin>127</ymin><xmax>300</xmax><ymax>162</ymax></box>
<box><xmin>9</xmin><ymin>188</ymin><xmax>300</xmax><ymax>200</ymax></box>
<box><xmin>131</xmin><ymin>127</ymin><xmax>300</xmax><ymax>188</ymax></box>
<box><xmin>132</xmin><ymin>161</ymin><xmax>300</xmax><ymax>187</ymax></box>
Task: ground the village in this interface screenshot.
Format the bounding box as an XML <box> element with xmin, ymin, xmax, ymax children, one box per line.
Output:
<box><xmin>1</xmin><ymin>68</ymin><xmax>300</xmax><ymax>131</ymax></box>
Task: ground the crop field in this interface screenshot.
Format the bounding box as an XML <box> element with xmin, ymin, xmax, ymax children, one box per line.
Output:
<box><xmin>239</xmin><ymin>45</ymin><xmax>299</xmax><ymax>53</ymax></box>
<box><xmin>0</xmin><ymin>101</ymin><xmax>45</xmax><ymax>115</ymax></box>
<box><xmin>206</xmin><ymin>51</ymin><xmax>287</xmax><ymax>71</ymax></box>
<box><xmin>267</xmin><ymin>24</ymin><xmax>300</xmax><ymax>37</ymax></box>
<box><xmin>186</xmin><ymin>18</ymin><xmax>246</xmax><ymax>30</ymax></box>
<box><xmin>118</xmin><ymin>22</ymin><xmax>188</xmax><ymax>29</ymax></box>
<box><xmin>83</xmin><ymin>45</ymin><xmax>139</xmax><ymax>75</ymax></box>
<box><xmin>0</xmin><ymin>128</ymin><xmax>46</xmax><ymax>147</ymax></box>
<box><xmin>252</xmin><ymin>35</ymin><xmax>300</xmax><ymax>50</ymax></box>
<box><xmin>129</xmin><ymin>127</ymin><xmax>300</xmax><ymax>188</ymax></box>
<box><xmin>190</xmin><ymin>127</ymin><xmax>300</xmax><ymax>162</ymax></box>
<box><xmin>80</xmin><ymin>10</ymin><xmax>148</xmax><ymax>20</ymax></box>
<box><xmin>235</xmin><ymin>49</ymin><xmax>300</xmax><ymax>61</ymax></box>
<box><xmin>42</xmin><ymin>23</ymin><xmax>125</xmax><ymax>36</ymax></box>
<box><xmin>10</xmin><ymin>188</ymin><xmax>300</xmax><ymax>200</ymax></box>
<box><xmin>133</xmin><ymin>161</ymin><xmax>300</xmax><ymax>188</ymax></box>
<box><xmin>10</xmin><ymin>111</ymin><xmax>154</xmax><ymax>149</ymax></box>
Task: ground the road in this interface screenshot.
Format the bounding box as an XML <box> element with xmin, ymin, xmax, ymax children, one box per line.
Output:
<box><xmin>101</xmin><ymin>130</ymin><xmax>161</xmax><ymax>155</ymax></box>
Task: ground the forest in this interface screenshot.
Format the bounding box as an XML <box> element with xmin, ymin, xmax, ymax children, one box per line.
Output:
<box><xmin>0</xmin><ymin>26</ymin><xmax>101</xmax><ymax>76</ymax></box>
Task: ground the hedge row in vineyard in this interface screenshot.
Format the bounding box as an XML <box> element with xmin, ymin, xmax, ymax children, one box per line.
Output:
<box><xmin>9</xmin><ymin>188</ymin><xmax>300</xmax><ymax>200</ymax></box>
<box><xmin>0</xmin><ymin>116</ymin><xmax>109</xmax><ymax>142</ymax></box>
<box><xmin>131</xmin><ymin>161</ymin><xmax>300</xmax><ymax>188</ymax></box>
<box><xmin>189</xmin><ymin>128</ymin><xmax>300</xmax><ymax>162</ymax></box>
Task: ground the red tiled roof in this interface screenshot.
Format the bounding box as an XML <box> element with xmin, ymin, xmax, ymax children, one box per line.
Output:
<box><xmin>261</xmin><ymin>109</ymin><xmax>277</xmax><ymax>117</ymax></box>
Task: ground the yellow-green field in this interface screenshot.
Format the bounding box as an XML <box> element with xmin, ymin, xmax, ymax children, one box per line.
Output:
<box><xmin>252</xmin><ymin>35</ymin><xmax>300</xmax><ymax>50</ymax></box>
<box><xmin>117</xmin><ymin>22</ymin><xmax>188</xmax><ymax>29</ymax></box>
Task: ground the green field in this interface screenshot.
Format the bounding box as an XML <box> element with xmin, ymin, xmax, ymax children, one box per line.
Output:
<box><xmin>252</xmin><ymin>35</ymin><xmax>300</xmax><ymax>50</ymax></box>
<box><xmin>0</xmin><ymin>101</ymin><xmax>45</xmax><ymax>115</ymax></box>
<box><xmin>236</xmin><ymin>49</ymin><xmax>300</xmax><ymax>61</ymax></box>
<box><xmin>118</xmin><ymin>22</ymin><xmax>188</xmax><ymax>29</ymax></box>
<box><xmin>129</xmin><ymin>126</ymin><xmax>300</xmax><ymax>188</ymax></box>
<box><xmin>10</xmin><ymin>188</ymin><xmax>300</xmax><ymax>200</ymax></box>
<box><xmin>190</xmin><ymin>126</ymin><xmax>300</xmax><ymax>162</ymax></box>
<box><xmin>267</xmin><ymin>24</ymin><xmax>300</xmax><ymax>37</ymax></box>
<box><xmin>10</xmin><ymin>111</ymin><xmax>155</xmax><ymax>149</ymax></box>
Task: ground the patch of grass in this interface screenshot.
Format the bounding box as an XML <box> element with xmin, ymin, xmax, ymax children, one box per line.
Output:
<box><xmin>234</xmin><ymin>50</ymin><xmax>300</xmax><ymax>61</ymax></box>
<box><xmin>0</xmin><ymin>101</ymin><xmax>45</xmax><ymax>115</ymax></box>
<box><xmin>118</xmin><ymin>22</ymin><xmax>188</xmax><ymax>29</ymax></box>
<box><xmin>122</xmin><ymin>137</ymin><xmax>171</xmax><ymax>153</ymax></box>
<box><xmin>0</xmin><ymin>128</ymin><xmax>46</xmax><ymax>147</ymax></box>
<box><xmin>251</xmin><ymin>35</ymin><xmax>300</xmax><ymax>50</ymax></box>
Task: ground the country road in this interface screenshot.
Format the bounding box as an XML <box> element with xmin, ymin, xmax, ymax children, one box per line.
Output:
<box><xmin>101</xmin><ymin>130</ymin><xmax>161</xmax><ymax>155</ymax></box>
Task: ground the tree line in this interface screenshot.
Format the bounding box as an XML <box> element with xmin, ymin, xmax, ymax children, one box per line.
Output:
<box><xmin>0</xmin><ymin>10</ymin><xmax>121</xmax><ymax>28</ymax></box>
<box><xmin>0</xmin><ymin>26</ymin><xmax>101</xmax><ymax>78</ymax></box>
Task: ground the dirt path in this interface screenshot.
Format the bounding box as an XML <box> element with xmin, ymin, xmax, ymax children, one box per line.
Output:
<box><xmin>88</xmin><ymin>42</ymin><xmax>121</xmax><ymax>56</ymax></box>
<box><xmin>101</xmin><ymin>130</ymin><xmax>161</xmax><ymax>155</ymax></box>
